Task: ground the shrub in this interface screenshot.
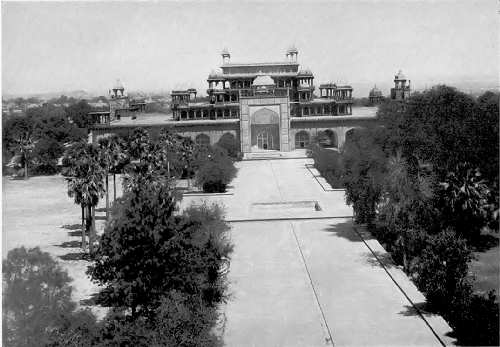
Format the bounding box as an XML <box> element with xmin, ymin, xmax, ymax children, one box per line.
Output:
<box><xmin>96</xmin><ymin>291</ymin><xmax>222</xmax><ymax>347</ymax></box>
<box><xmin>216</xmin><ymin>133</ymin><xmax>240</xmax><ymax>159</ymax></box>
<box><xmin>194</xmin><ymin>146</ymin><xmax>237</xmax><ymax>193</ymax></box>
<box><xmin>413</xmin><ymin>229</ymin><xmax>473</xmax><ymax>312</ymax></box>
<box><xmin>448</xmin><ymin>290</ymin><xmax>499</xmax><ymax>346</ymax></box>
<box><xmin>342</xmin><ymin>128</ymin><xmax>387</xmax><ymax>224</ymax></box>
<box><xmin>308</xmin><ymin>143</ymin><xmax>344</xmax><ymax>188</ymax></box>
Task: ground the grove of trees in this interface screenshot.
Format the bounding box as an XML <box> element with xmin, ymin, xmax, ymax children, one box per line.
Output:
<box><xmin>4</xmin><ymin>125</ymin><xmax>235</xmax><ymax>346</ymax></box>
<box><xmin>310</xmin><ymin>86</ymin><xmax>499</xmax><ymax>345</ymax></box>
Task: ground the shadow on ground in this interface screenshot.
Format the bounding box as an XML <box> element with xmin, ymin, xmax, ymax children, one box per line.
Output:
<box><xmin>364</xmin><ymin>250</ymin><xmax>398</xmax><ymax>269</ymax></box>
<box><xmin>323</xmin><ymin>222</ymin><xmax>374</xmax><ymax>243</ymax></box>
<box><xmin>59</xmin><ymin>252</ymin><xmax>89</xmax><ymax>261</ymax></box>
<box><xmin>57</xmin><ymin>240</ymin><xmax>81</xmax><ymax>248</ymax></box>
<box><xmin>398</xmin><ymin>302</ymin><xmax>438</xmax><ymax>317</ymax></box>
<box><xmin>62</xmin><ymin>224</ymin><xmax>81</xmax><ymax>230</ymax></box>
<box><xmin>471</xmin><ymin>233</ymin><xmax>499</xmax><ymax>252</ymax></box>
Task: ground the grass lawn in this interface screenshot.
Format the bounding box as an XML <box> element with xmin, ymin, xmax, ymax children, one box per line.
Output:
<box><xmin>470</xmin><ymin>230</ymin><xmax>499</xmax><ymax>298</ymax></box>
<box><xmin>2</xmin><ymin>175</ymin><xmax>123</xmax><ymax>319</ymax></box>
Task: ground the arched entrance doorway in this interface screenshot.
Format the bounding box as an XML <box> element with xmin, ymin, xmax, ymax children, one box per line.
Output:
<box><xmin>257</xmin><ymin>131</ymin><xmax>274</xmax><ymax>150</ymax></box>
<box><xmin>250</xmin><ymin>106</ymin><xmax>280</xmax><ymax>151</ymax></box>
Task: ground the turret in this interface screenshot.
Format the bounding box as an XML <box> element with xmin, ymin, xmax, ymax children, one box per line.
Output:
<box><xmin>110</xmin><ymin>79</ymin><xmax>125</xmax><ymax>98</ymax></box>
<box><xmin>221</xmin><ymin>48</ymin><xmax>231</xmax><ymax>64</ymax></box>
<box><xmin>286</xmin><ymin>45</ymin><xmax>298</xmax><ymax>62</ymax></box>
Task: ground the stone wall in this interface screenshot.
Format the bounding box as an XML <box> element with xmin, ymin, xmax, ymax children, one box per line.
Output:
<box><xmin>91</xmin><ymin>122</ymin><xmax>240</xmax><ymax>147</ymax></box>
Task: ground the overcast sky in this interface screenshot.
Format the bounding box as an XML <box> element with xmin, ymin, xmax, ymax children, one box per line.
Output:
<box><xmin>2</xmin><ymin>1</ymin><xmax>498</xmax><ymax>97</ymax></box>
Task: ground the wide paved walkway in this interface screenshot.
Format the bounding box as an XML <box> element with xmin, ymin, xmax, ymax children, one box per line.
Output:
<box><xmin>181</xmin><ymin>158</ymin><xmax>455</xmax><ymax>346</ymax></box>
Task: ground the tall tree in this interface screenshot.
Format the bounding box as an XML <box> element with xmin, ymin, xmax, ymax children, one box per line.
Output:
<box><xmin>108</xmin><ymin>135</ymin><xmax>130</xmax><ymax>202</ymax></box>
<box><xmin>62</xmin><ymin>142</ymin><xmax>105</xmax><ymax>253</ymax></box>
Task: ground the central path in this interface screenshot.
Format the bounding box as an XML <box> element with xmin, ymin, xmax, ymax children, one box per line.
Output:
<box><xmin>182</xmin><ymin>158</ymin><xmax>454</xmax><ymax>346</ymax></box>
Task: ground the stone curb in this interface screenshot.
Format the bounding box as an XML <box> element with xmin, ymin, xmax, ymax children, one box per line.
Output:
<box><xmin>352</xmin><ymin>224</ymin><xmax>451</xmax><ymax>347</ymax></box>
<box><xmin>226</xmin><ymin>215</ymin><xmax>353</xmax><ymax>223</ymax></box>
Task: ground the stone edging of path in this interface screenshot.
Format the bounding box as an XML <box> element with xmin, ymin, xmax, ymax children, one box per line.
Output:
<box><xmin>243</xmin><ymin>156</ymin><xmax>310</xmax><ymax>161</ymax></box>
<box><xmin>226</xmin><ymin>215</ymin><xmax>353</xmax><ymax>223</ymax></box>
<box><xmin>182</xmin><ymin>192</ymin><xmax>234</xmax><ymax>197</ymax></box>
<box><xmin>352</xmin><ymin>224</ymin><xmax>451</xmax><ymax>347</ymax></box>
<box><xmin>304</xmin><ymin>164</ymin><xmax>344</xmax><ymax>192</ymax></box>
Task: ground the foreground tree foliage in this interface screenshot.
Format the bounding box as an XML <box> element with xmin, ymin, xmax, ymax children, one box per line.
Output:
<box><xmin>3</xmin><ymin>247</ymin><xmax>98</xmax><ymax>347</ymax></box>
<box><xmin>97</xmin><ymin>291</ymin><xmax>222</xmax><ymax>347</ymax></box>
<box><xmin>89</xmin><ymin>181</ymin><xmax>232</xmax><ymax>316</ymax></box>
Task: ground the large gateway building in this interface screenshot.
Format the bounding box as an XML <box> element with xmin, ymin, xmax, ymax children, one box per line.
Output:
<box><xmin>90</xmin><ymin>47</ymin><xmax>378</xmax><ymax>152</ymax></box>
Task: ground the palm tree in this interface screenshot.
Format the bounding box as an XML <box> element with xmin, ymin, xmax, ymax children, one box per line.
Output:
<box><xmin>109</xmin><ymin>136</ymin><xmax>130</xmax><ymax>202</ymax></box>
<box><xmin>16</xmin><ymin>133</ymin><xmax>35</xmax><ymax>180</ymax></box>
<box><xmin>97</xmin><ymin>137</ymin><xmax>113</xmax><ymax>219</ymax></box>
<box><xmin>63</xmin><ymin>142</ymin><xmax>105</xmax><ymax>253</ymax></box>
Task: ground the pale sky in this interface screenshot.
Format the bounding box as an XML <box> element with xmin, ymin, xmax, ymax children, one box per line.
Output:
<box><xmin>2</xmin><ymin>1</ymin><xmax>498</xmax><ymax>97</ymax></box>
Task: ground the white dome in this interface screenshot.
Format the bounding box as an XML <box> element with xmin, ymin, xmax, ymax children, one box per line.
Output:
<box><xmin>253</xmin><ymin>75</ymin><xmax>275</xmax><ymax>86</ymax></box>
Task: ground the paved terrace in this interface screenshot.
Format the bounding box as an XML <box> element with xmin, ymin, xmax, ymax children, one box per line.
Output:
<box><xmin>180</xmin><ymin>158</ymin><xmax>456</xmax><ymax>346</ymax></box>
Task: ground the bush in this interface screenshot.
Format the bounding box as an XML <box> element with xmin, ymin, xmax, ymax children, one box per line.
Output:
<box><xmin>96</xmin><ymin>291</ymin><xmax>222</xmax><ymax>347</ymax></box>
<box><xmin>216</xmin><ymin>133</ymin><xmax>240</xmax><ymax>159</ymax></box>
<box><xmin>342</xmin><ymin>128</ymin><xmax>387</xmax><ymax>223</ymax></box>
<box><xmin>308</xmin><ymin>143</ymin><xmax>344</xmax><ymax>188</ymax></box>
<box><xmin>194</xmin><ymin>146</ymin><xmax>237</xmax><ymax>193</ymax></box>
<box><xmin>413</xmin><ymin>229</ymin><xmax>473</xmax><ymax>312</ymax></box>
<box><xmin>448</xmin><ymin>290</ymin><xmax>499</xmax><ymax>346</ymax></box>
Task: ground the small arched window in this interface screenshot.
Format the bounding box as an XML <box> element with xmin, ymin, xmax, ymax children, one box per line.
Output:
<box><xmin>295</xmin><ymin>131</ymin><xmax>310</xmax><ymax>149</ymax></box>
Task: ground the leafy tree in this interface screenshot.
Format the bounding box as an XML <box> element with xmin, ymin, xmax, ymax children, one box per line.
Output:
<box><xmin>3</xmin><ymin>247</ymin><xmax>98</xmax><ymax>347</ymax></box>
<box><xmin>89</xmin><ymin>182</ymin><xmax>232</xmax><ymax>316</ymax></box>
<box><xmin>2</xmin><ymin>105</ymin><xmax>85</xmax><ymax>176</ymax></box>
<box><xmin>30</xmin><ymin>138</ymin><xmax>63</xmax><ymax>175</ymax></box>
<box><xmin>2</xmin><ymin>116</ymin><xmax>35</xmax><ymax>179</ymax></box>
<box><xmin>342</xmin><ymin>127</ymin><xmax>387</xmax><ymax>224</ymax></box>
<box><xmin>194</xmin><ymin>146</ymin><xmax>237</xmax><ymax>193</ymax></box>
<box><xmin>414</xmin><ymin>229</ymin><xmax>473</xmax><ymax>312</ymax></box>
<box><xmin>127</xmin><ymin>128</ymin><xmax>151</xmax><ymax>161</ymax></box>
<box><xmin>377</xmin><ymin>151</ymin><xmax>438</xmax><ymax>270</ymax></box>
<box><xmin>65</xmin><ymin>100</ymin><xmax>93</xmax><ymax>129</ymax></box>
<box><xmin>379</xmin><ymin>86</ymin><xmax>482</xmax><ymax>180</ymax></box>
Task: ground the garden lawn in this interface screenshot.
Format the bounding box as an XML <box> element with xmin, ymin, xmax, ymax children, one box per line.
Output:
<box><xmin>470</xmin><ymin>231</ymin><xmax>500</xmax><ymax>298</ymax></box>
<box><xmin>2</xmin><ymin>175</ymin><xmax>124</xmax><ymax>319</ymax></box>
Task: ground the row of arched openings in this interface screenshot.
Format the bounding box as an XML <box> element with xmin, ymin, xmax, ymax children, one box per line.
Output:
<box><xmin>294</xmin><ymin>129</ymin><xmax>339</xmax><ymax>149</ymax></box>
<box><xmin>194</xmin><ymin>132</ymin><xmax>236</xmax><ymax>147</ymax></box>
